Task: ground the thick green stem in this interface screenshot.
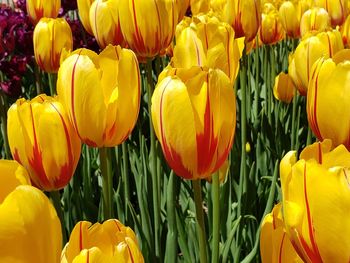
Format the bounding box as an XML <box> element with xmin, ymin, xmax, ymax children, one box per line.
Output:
<box><xmin>51</xmin><ymin>190</ymin><xmax>67</xmax><ymax>245</ymax></box>
<box><xmin>146</xmin><ymin>59</ymin><xmax>161</xmax><ymax>260</ymax></box>
<box><xmin>100</xmin><ymin>147</ymin><xmax>114</xmax><ymax>220</ymax></box>
<box><xmin>0</xmin><ymin>92</ymin><xmax>10</xmax><ymax>159</ymax></box>
<box><xmin>211</xmin><ymin>173</ymin><xmax>220</xmax><ymax>263</ymax></box>
<box><xmin>193</xmin><ymin>179</ymin><xmax>208</xmax><ymax>263</ymax></box>
<box><xmin>122</xmin><ymin>142</ymin><xmax>130</xmax><ymax>222</ymax></box>
<box><xmin>48</xmin><ymin>73</ymin><xmax>57</xmax><ymax>96</ymax></box>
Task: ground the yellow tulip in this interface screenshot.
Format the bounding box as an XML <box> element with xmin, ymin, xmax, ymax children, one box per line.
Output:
<box><xmin>151</xmin><ymin>67</ymin><xmax>236</xmax><ymax>179</ymax></box>
<box><xmin>279</xmin><ymin>0</ymin><xmax>310</xmax><ymax>38</ymax></box>
<box><xmin>0</xmin><ymin>160</ymin><xmax>62</xmax><ymax>262</ymax></box>
<box><xmin>260</xmin><ymin>203</ymin><xmax>303</xmax><ymax>263</ymax></box>
<box><xmin>118</xmin><ymin>0</ymin><xmax>179</xmax><ymax>59</ymax></box>
<box><xmin>300</xmin><ymin>7</ymin><xmax>331</xmax><ymax>37</ymax></box>
<box><xmin>293</xmin><ymin>30</ymin><xmax>343</xmax><ymax>95</ymax></box>
<box><xmin>61</xmin><ymin>220</ymin><xmax>144</xmax><ymax>263</ymax></box>
<box><xmin>33</xmin><ymin>18</ymin><xmax>73</xmax><ymax>73</ymax></box>
<box><xmin>26</xmin><ymin>0</ymin><xmax>60</xmax><ymax>24</ymax></box>
<box><xmin>260</xmin><ymin>3</ymin><xmax>285</xmax><ymax>45</ymax></box>
<box><xmin>77</xmin><ymin>0</ymin><xmax>94</xmax><ymax>35</ymax></box>
<box><xmin>280</xmin><ymin>140</ymin><xmax>350</xmax><ymax>263</ymax></box>
<box><xmin>307</xmin><ymin>50</ymin><xmax>350</xmax><ymax>148</ymax></box>
<box><xmin>89</xmin><ymin>0</ymin><xmax>124</xmax><ymax>49</ymax></box>
<box><xmin>224</xmin><ymin>0</ymin><xmax>261</xmax><ymax>42</ymax></box>
<box><xmin>273</xmin><ymin>72</ymin><xmax>295</xmax><ymax>103</ymax></box>
<box><xmin>7</xmin><ymin>94</ymin><xmax>81</xmax><ymax>191</ymax></box>
<box><xmin>171</xmin><ymin>13</ymin><xmax>244</xmax><ymax>83</ymax></box>
<box><xmin>314</xmin><ymin>0</ymin><xmax>349</xmax><ymax>27</ymax></box>
<box><xmin>57</xmin><ymin>45</ymin><xmax>140</xmax><ymax>147</ymax></box>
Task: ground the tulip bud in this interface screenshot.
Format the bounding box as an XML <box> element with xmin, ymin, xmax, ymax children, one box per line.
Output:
<box><xmin>7</xmin><ymin>95</ymin><xmax>81</xmax><ymax>191</ymax></box>
<box><xmin>314</xmin><ymin>0</ymin><xmax>349</xmax><ymax>27</ymax></box>
<box><xmin>293</xmin><ymin>30</ymin><xmax>343</xmax><ymax>95</ymax></box>
<box><xmin>225</xmin><ymin>0</ymin><xmax>261</xmax><ymax>42</ymax></box>
<box><xmin>280</xmin><ymin>140</ymin><xmax>350</xmax><ymax>262</ymax></box>
<box><xmin>77</xmin><ymin>0</ymin><xmax>94</xmax><ymax>35</ymax></box>
<box><xmin>300</xmin><ymin>7</ymin><xmax>331</xmax><ymax>37</ymax></box>
<box><xmin>119</xmin><ymin>0</ymin><xmax>179</xmax><ymax>59</ymax></box>
<box><xmin>260</xmin><ymin>204</ymin><xmax>303</xmax><ymax>263</ymax></box>
<box><xmin>61</xmin><ymin>220</ymin><xmax>144</xmax><ymax>262</ymax></box>
<box><xmin>33</xmin><ymin>18</ymin><xmax>73</xmax><ymax>73</ymax></box>
<box><xmin>0</xmin><ymin>160</ymin><xmax>62</xmax><ymax>263</ymax></box>
<box><xmin>89</xmin><ymin>0</ymin><xmax>124</xmax><ymax>49</ymax></box>
<box><xmin>172</xmin><ymin>13</ymin><xmax>244</xmax><ymax>83</ymax></box>
<box><xmin>26</xmin><ymin>0</ymin><xmax>60</xmax><ymax>25</ymax></box>
<box><xmin>273</xmin><ymin>72</ymin><xmax>295</xmax><ymax>103</ymax></box>
<box><xmin>307</xmin><ymin>50</ymin><xmax>350</xmax><ymax>148</ymax></box>
<box><xmin>260</xmin><ymin>3</ymin><xmax>285</xmax><ymax>45</ymax></box>
<box><xmin>57</xmin><ymin>45</ymin><xmax>141</xmax><ymax>147</ymax></box>
<box><xmin>151</xmin><ymin>67</ymin><xmax>236</xmax><ymax>179</ymax></box>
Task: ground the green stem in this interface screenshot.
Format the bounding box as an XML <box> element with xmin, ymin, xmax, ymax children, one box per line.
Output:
<box><xmin>51</xmin><ymin>190</ymin><xmax>67</xmax><ymax>245</ymax></box>
<box><xmin>193</xmin><ymin>179</ymin><xmax>208</xmax><ymax>263</ymax></box>
<box><xmin>238</xmin><ymin>54</ymin><xmax>247</xmax><ymax>216</ymax></box>
<box><xmin>0</xmin><ymin>92</ymin><xmax>10</xmax><ymax>159</ymax></box>
<box><xmin>100</xmin><ymin>147</ymin><xmax>114</xmax><ymax>220</ymax></box>
<box><xmin>291</xmin><ymin>88</ymin><xmax>297</xmax><ymax>150</ymax></box>
<box><xmin>211</xmin><ymin>173</ymin><xmax>220</xmax><ymax>263</ymax></box>
<box><xmin>306</xmin><ymin>126</ymin><xmax>313</xmax><ymax>146</ymax></box>
<box><xmin>48</xmin><ymin>73</ymin><xmax>57</xmax><ymax>96</ymax></box>
<box><xmin>254</xmin><ymin>38</ymin><xmax>260</xmax><ymax>120</ymax></box>
<box><xmin>122</xmin><ymin>142</ymin><xmax>130</xmax><ymax>222</ymax></box>
<box><xmin>146</xmin><ymin>59</ymin><xmax>161</xmax><ymax>260</ymax></box>
<box><xmin>34</xmin><ymin>64</ymin><xmax>43</xmax><ymax>95</ymax></box>
<box><xmin>165</xmin><ymin>171</ymin><xmax>178</xmax><ymax>263</ymax></box>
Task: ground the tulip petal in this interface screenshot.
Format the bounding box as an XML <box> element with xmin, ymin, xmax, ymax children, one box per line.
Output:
<box><xmin>0</xmin><ymin>185</ymin><xmax>62</xmax><ymax>263</ymax></box>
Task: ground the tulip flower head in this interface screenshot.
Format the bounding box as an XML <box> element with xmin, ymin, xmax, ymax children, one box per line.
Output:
<box><xmin>89</xmin><ymin>0</ymin><xmax>124</xmax><ymax>48</ymax></box>
<box><xmin>260</xmin><ymin>3</ymin><xmax>285</xmax><ymax>45</ymax></box>
<box><xmin>172</xmin><ymin>13</ymin><xmax>244</xmax><ymax>83</ymax></box>
<box><xmin>224</xmin><ymin>0</ymin><xmax>261</xmax><ymax>42</ymax></box>
<box><xmin>118</xmin><ymin>0</ymin><xmax>179</xmax><ymax>59</ymax></box>
<box><xmin>61</xmin><ymin>220</ymin><xmax>144</xmax><ymax>262</ymax></box>
<box><xmin>0</xmin><ymin>160</ymin><xmax>62</xmax><ymax>263</ymax></box>
<box><xmin>151</xmin><ymin>66</ymin><xmax>236</xmax><ymax>180</ymax></box>
<box><xmin>33</xmin><ymin>17</ymin><xmax>73</xmax><ymax>73</ymax></box>
<box><xmin>57</xmin><ymin>45</ymin><xmax>141</xmax><ymax>147</ymax></box>
<box><xmin>292</xmin><ymin>30</ymin><xmax>343</xmax><ymax>95</ymax></box>
<box><xmin>260</xmin><ymin>203</ymin><xmax>303</xmax><ymax>263</ymax></box>
<box><xmin>280</xmin><ymin>140</ymin><xmax>350</xmax><ymax>262</ymax></box>
<box><xmin>77</xmin><ymin>0</ymin><xmax>94</xmax><ymax>35</ymax></box>
<box><xmin>300</xmin><ymin>7</ymin><xmax>331</xmax><ymax>37</ymax></box>
<box><xmin>307</xmin><ymin>49</ymin><xmax>350</xmax><ymax>149</ymax></box>
<box><xmin>314</xmin><ymin>0</ymin><xmax>349</xmax><ymax>27</ymax></box>
<box><xmin>278</xmin><ymin>0</ymin><xmax>310</xmax><ymax>38</ymax></box>
<box><xmin>7</xmin><ymin>94</ymin><xmax>81</xmax><ymax>191</ymax></box>
<box><xmin>26</xmin><ymin>0</ymin><xmax>60</xmax><ymax>24</ymax></box>
<box><xmin>273</xmin><ymin>72</ymin><xmax>295</xmax><ymax>103</ymax></box>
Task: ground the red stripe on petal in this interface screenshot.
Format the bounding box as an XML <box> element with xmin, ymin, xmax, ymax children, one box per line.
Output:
<box><xmin>50</xmin><ymin>102</ymin><xmax>76</xmax><ymax>189</ymax></box>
